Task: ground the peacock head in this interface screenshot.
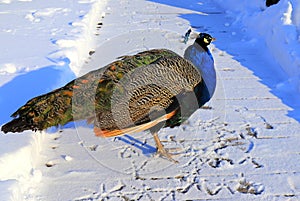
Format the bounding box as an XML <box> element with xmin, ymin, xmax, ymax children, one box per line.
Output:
<box><xmin>195</xmin><ymin>33</ymin><xmax>216</xmax><ymax>47</ymax></box>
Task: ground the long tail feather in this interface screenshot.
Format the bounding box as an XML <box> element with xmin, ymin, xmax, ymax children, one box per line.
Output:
<box><xmin>1</xmin><ymin>87</ymin><xmax>74</xmax><ymax>134</ymax></box>
<box><xmin>1</xmin><ymin>117</ymin><xmax>36</xmax><ymax>133</ymax></box>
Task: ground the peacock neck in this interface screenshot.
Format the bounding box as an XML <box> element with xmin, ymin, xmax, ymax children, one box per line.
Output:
<box><xmin>183</xmin><ymin>42</ymin><xmax>216</xmax><ymax>98</ymax></box>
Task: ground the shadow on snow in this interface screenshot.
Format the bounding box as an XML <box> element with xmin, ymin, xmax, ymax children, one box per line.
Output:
<box><xmin>117</xmin><ymin>134</ymin><xmax>157</xmax><ymax>156</ymax></box>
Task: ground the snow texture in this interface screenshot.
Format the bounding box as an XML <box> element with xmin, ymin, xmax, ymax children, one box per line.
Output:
<box><xmin>1</xmin><ymin>0</ymin><xmax>300</xmax><ymax>200</ymax></box>
<box><xmin>215</xmin><ymin>0</ymin><xmax>300</xmax><ymax>93</ymax></box>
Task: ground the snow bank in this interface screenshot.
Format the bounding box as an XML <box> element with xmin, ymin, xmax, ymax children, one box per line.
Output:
<box><xmin>214</xmin><ymin>0</ymin><xmax>300</xmax><ymax>92</ymax></box>
<box><xmin>0</xmin><ymin>133</ymin><xmax>45</xmax><ymax>200</ymax></box>
<box><xmin>50</xmin><ymin>0</ymin><xmax>107</xmax><ymax>76</ymax></box>
<box><xmin>0</xmin><ymin>0</ymin><xmax>107</xmax><ymax>87</ymax></box>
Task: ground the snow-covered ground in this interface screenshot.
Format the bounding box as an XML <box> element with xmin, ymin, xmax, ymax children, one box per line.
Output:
<box><xmin>1</xmin><ymin>0</ymin><xmax>300</xmax><ymax>200</ymax></box>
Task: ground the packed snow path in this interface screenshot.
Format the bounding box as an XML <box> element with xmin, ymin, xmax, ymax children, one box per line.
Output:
<box><xmin>1</xmin><ymin>0</ymin><xmax>300</xmax><ymax>200</ymax></box>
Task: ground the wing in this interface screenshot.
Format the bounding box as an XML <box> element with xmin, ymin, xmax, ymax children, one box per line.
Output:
<box><xmin>93</xmin><ymin>54</ymin><xmax>204</xmax><ymax>137</ymax></box>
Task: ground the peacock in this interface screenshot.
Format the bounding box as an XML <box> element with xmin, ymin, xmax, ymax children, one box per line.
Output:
<box><xmin>1</xmin><ymin>31</ymin><xmax>216</xmax><ymax>162</ymax></box>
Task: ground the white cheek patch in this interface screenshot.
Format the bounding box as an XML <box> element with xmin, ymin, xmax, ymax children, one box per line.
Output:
<box><xmin>190</xmin><ymin>32</ymin><xmax>199</xmax><ymax>39</ymax></box>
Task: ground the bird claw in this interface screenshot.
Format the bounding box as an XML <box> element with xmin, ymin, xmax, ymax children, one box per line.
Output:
<box><xmin>155</xmin><ymin>147</ymin><xmax>179</xmax><ymax>163</ymax></box>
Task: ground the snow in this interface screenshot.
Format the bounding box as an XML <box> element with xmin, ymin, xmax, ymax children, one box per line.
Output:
<box><xmin>0</xmin><ymin>132</ymin><xmax>45</xmax><ymax>200</ymax></box>
<box><xmin>0</xmin><ymin>0</ymin><xmax>300</xmax><ymax>200</ymax></box>
<box><xmin>215</xmin><ymin>0</ymin><xmax>300</xmax><ymax>92</ymax></box>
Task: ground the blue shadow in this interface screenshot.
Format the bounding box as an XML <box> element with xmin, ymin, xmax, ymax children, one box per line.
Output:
<box><xmin>116</xmin><ymin>134</ymin><xmax>157</xmax><ymax>156</ymax></box>
<box><xmin>148</xmin><ymin>0</ymin><xmax>300</xmax><ymax>122</ymax></box>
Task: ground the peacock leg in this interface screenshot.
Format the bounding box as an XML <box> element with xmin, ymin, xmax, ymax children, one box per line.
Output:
<box><xmin>152</xmin><ymin>132</ymin><xmax>178</xmax><ymax>163</ymax></box>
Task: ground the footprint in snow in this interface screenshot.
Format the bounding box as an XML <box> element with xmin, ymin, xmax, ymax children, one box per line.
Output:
<box><xmin>236</xmin><ymin>177</ymin><xmax>265</xmax><ymax>195</ymax></box>
<box><xmin>61</xmin><ymin>155</ymin><xmax>73</xmax><ymax>161</ymax></box>
<box><xmin>45</xmin><ymin>161</ymin><xmax>55</xmax><ymax>167</ymax></box>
